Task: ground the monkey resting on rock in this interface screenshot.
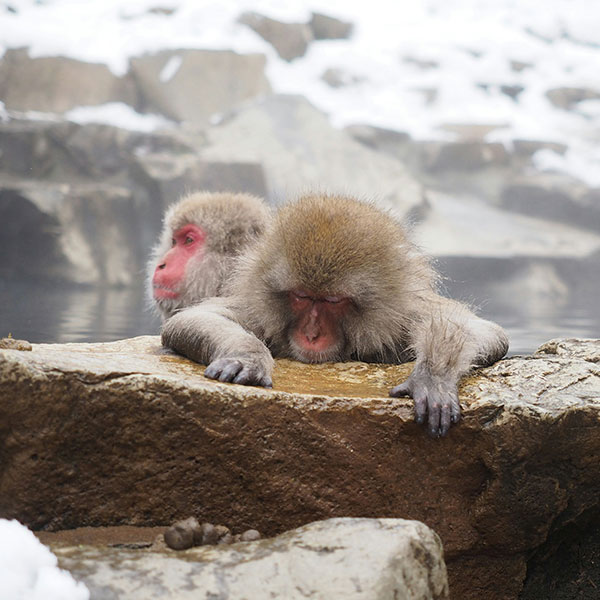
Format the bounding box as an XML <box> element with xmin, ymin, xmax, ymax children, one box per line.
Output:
<box><xmin>162</xmin><ymin>193</ymin><xmax>509</xmax><ymax>437</ymax></box>
<box><xmin>148</xmin><ymin>191</ymin><xmax>271</xmax><ymax>322</ymax></box>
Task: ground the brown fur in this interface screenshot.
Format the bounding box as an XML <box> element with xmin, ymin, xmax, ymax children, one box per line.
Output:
<box><xmin>163</xmin><ymin>193</ymin><xmax>509</xmax><ymax>436</ymax></box>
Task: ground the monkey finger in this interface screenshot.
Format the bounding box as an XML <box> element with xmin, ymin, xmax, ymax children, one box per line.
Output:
<box><xmin>232</xmin><ymin>366</ymin><xmax>264</xmax><ymax>386</ymax></box>
<box><xmin>427</xmin><ymin>398</ymin><xmax>442</xmax><ymax>438</ymax></box>
<box><xmin>204</xmin><ymin>362</ymin><xmax>224</xmax><ymax>380</ymax></box>
<box><xmin>204</xmin><ymin>358</ymin><xmax>241</xmax><ymax>381</ymax></box>
<box><xmin>440</xmin><ymin>401</ymin><xmax>452</xmax><ymax>437</ymax></box>
<box><xmin>218</xmin><ymin>360</ymin><xmax>244</xmax><ymax>382</ymax></box>
<box><xmin>413</xmin><ymin>394</ymin><xmax>427</xmax><ymax>425</ymax></box>
<box><xmin>450</xmin><ymin>393</ymin><xmax>461</xmax><ymax>424</ymax></box>
<box><xmin>390</xmin><ymin>381</ymin><xmax>412</xmax><ymax>397</ymax></box>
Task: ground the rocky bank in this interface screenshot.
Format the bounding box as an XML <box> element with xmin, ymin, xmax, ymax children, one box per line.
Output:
<box><xmin>0</xmin><ymin>336</ymin><xmax>599</xmax><ymax>599</ymax></box>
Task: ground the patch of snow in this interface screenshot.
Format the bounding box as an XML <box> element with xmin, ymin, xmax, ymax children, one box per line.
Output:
<box><xmin>159</xmin><ymin>54</ymin><xmax>182</xmax><ymax>82</ymax></box>
<box><xmin>64</xmin><ymin>102</ymin><xmax>175</xmax><ymax>132</ymax></box>
<box><xmin>0</xmin><ymin>519</ymin><xmax>89</xmax><ymax>600</ymax></box>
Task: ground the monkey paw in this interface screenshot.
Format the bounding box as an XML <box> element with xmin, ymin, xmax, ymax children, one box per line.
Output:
<box><xmin>390</xmin><ymin>370</ymin><xmax>460</xmax><ymax>438</ymax></box>
<box><xmin>204</xmin><ymin>357</ymin><xmax>273</xmax><ymax>388</ymax></box>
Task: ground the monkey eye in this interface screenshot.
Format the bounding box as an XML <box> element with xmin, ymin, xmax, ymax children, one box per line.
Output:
<box><xmin>325</xmin><ymin>296</ymin><xmax>343</xmax><ymax>304</ymax></box>
<box><xmin>171</xmin><ymin>238</ymin><xmax>176</xmax><ymax>247</ymax></box>
<box><xmin>292</xmin><ymin>290</ymin><xmax>311</xmax><ymax>300</ymax></box>
<box><xmin>184</xmin><ymin>236</ymin><xmax>194</xmax><ymax>245</ymax></box>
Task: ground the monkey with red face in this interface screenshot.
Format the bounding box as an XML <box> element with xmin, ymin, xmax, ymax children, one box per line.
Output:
<box><xmin>162</xmin><ymin>193</ymin><xmax>508</xmax><ymax>437</ymax></box>
<box><xmin>148</xmin><ymin>192</ymin><xmax>271</xmax><ymax>322</ymax></box>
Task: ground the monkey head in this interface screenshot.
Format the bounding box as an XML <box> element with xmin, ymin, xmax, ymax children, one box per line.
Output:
<box><xmin>234</xmin><ymin>194</ymin><xmax>423</xmax><ymax>364</ymax></box>
<box><xmin>149</xmin><ymin>192</ymin><xmax>271</xmax><ymax>322</ymax></box>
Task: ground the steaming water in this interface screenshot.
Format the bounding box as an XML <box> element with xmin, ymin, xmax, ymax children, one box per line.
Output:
<box><xmin>1</xmin><ymin>260</ymin><xmax>599</xmax><ymax>355</ymax></box>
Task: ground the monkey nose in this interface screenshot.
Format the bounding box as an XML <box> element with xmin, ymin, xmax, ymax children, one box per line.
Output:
<box><xmin>305</xmin><ymin>320</ymin><xmax>320</xmax><ymax>341</ymax></box>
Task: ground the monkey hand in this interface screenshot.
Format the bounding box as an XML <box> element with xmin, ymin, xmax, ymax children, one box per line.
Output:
<box><xmin>204</xmin><ymin>355</ymin><xmax>273</xmax><ymax>388</ymax></box>
<box><xmin>390</xmin><ymin>366</ymin><xmax>460</xmax><ymax>438</ymax></box>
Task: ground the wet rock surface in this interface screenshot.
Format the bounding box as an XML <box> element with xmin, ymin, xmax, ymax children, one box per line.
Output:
<box><xmin>1</xmin><ymin>336</ymin><xmax>599</xmax><ymax>599</ymax></box>
<box><xmin>48</xmin><ymin>518</ymin><xmax>448</xmax><ymax>600</ymax></box>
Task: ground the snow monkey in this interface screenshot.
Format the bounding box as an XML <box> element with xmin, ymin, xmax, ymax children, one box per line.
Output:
<box><xmin>162</xmin><ymin>194</ymin><xmax>509</xmax><ymax>437</ymax></box>
<box><xmin>149</xmin><ymin>191</ymin><xmax>271</xmax><ymax>322</ymax></box>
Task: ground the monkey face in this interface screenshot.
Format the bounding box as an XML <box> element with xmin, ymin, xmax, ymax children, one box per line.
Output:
<box><xmin>152</xmin><ymin>224</ymin><xmax>206</xmax><ymax>304</ymax></box>
<box><xmin>286</xmin><ymin>289</ymin><xmax>352</xmax><ymax>363</ymax></box>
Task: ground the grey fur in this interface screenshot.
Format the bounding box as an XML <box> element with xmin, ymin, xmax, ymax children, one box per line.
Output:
<box><xmin>147</xmin><ymin>191</ymin><xmax>271</xmax><ymax>322</ymax></box>
<box><xmin>162</xmin><ymin>194</ymin><xmax>509</xmax><ymax>437</ymax></box>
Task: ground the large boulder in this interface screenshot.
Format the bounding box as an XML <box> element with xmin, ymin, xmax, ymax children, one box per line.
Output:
<box><xmin>0</xmin><ymin>182</ymin><xmax>146</xmax><ymax>284</ymax></box>
<box><xmin>0</xmin><ymin>118</ymin><xmax>193</xmax><ymax>181</ymax></box>
<box><xmin>501</xmin><ymin>173</ymin><xmax>600</xmax><ymax>233</ymax></box>
<box><xmin>131</xmin><ymin>152</ymin><xmax>267</xmax><ymax>211</ymax></box>
<box><xmin>0</xmin><ymin>48</ymin><xmax>137</xmax><ymax>113</ymax></box>
<box><xmin>48</xmin><ymin>518</ymin><xmax>449</xmax><ymax>600</ymax></box>
<box><xmin>129</xmin><ymin>49</ymin><xmax>272</xmax><ymax>125</ymax></box>
<box><xmin>413</xmin><ymin>189</ymin><xmax>600</xmax><ymax>260</ymax></box>
<box><xmin>198</xmin><ymin>95</ymin><xmax>425</xmax><ymax>217</ymax></box>
<box><xmin>0</xmin><ymin>336</ymin><xmax>599</xmax><ymax>599</ymax></box>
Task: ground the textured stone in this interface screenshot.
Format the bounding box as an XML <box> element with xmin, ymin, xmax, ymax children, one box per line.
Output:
<box><xmin>238</xmin><ymin>12</ymin><xmax>313</xmax><ymax>61</ymax></box>
<box><xmin>0</xmin><ymin>48</ymin><xmax>137</xmax><ymax>113</ymax></box>
<box><xmin>131</xmin><ymin>152</ymin><xmax>268</xmax><ymax>211</ymax></box>
<box><xmin>421</xmin><ymin>140</ymin><xmax>509</xmax><ymax>171</ymax></box>
<box><xmin>129</xmin><ymin>49</ymin><xmax>271</xmax><ymax>125</ymax></box>
<box><xmin>500</xmin><ymin>173</ymin><xmax>600</xmax><ymax>232</ymax></box>
<box><xmin>0</xmin><ymin>336</ymin><xmax>599</xmax><ymax>599</ymax></box>
<box><xmin>0</xmin><ymin>182</ymin><xmax>145</xmax><ymax>284</ymax></box>
<box><xmin>413</xmin><ymin>190</ymin><xmax>600</xmax><ymax>260</ymax></box>
<box><xmin>51</xmin><ymin>519</ymin><xmax>448</xmax><ymax>600</ymax></box>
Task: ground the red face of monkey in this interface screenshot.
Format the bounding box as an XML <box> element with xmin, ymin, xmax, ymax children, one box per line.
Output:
<box><xmin>288</xmin><ymin>289</ymin><xmax>352</xmax><ymax>361</ymax></box>
<box><xmin>152</xmin><ymin>224</ymin><xmax>205</xmax><ymax>301</ymax></box>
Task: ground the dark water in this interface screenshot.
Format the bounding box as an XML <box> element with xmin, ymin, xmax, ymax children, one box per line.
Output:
<box><xmin>1</xmin><ymin>258</ymin><xmax>599</xmax><ymax>354</ymax></box>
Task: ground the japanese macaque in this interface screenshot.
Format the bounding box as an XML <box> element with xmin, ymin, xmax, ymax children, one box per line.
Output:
<box><xmin>148</xmin><ymin>192</ymin><xmax>271</xmax><ymax>322</ymax></box>
<box><xmin>162</xmin><ymin>194</ymin><xmax>509</xmax><ymax>437</ymax></box>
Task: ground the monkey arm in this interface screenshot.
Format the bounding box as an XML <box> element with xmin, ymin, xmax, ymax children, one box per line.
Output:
<box><xmin>161</xmin><ymin>298</ymin><xmax>274</xmax><ymax>387</ymax></box>
<box><xmin>390</xmin><ymin>295</ymin><xmax>509</xmax><ymax>437</ymax></box>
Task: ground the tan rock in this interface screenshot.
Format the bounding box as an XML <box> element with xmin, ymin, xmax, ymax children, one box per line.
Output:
<box><xmin>129</xmin><ymin>49</ymin><xmax>271</xmax><ymax>125</ymax></box>
<box><xmin>51</xmin><ymin>518</ymin><xmax>448</xmax><ymax>599</ymax></box>
<box><xmin>0</xmin><ymin>336</ymin><xmax>599</xmax><ymax>599</ymax></box>
<box><xmin>0</xmin><ymin>48</ymin><xmax>137</xmax><ymax>113</ymax></box>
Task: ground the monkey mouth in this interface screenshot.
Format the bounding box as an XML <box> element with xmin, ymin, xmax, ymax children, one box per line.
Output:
<box><xmin>289</xmin><ymin>335</ymin><xmax>342</xmax><ymax>364</ymax></box>
<box><xmin>153</xmin><ymin>284</ymin><xmax>179</xmax><ymax>300</ymax></box>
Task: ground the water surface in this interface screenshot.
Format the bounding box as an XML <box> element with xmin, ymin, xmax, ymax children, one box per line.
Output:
<box><xmin>1</xmin><ymin>260</ymin><xmax>598</xmax><ymax>355</ymax></box>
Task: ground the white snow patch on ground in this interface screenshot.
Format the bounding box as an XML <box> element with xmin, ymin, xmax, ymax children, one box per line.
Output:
<box><xmin>0</xmin><ymin>519</ymin><xmax>89</xmax><ymax>600</ymax></box>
